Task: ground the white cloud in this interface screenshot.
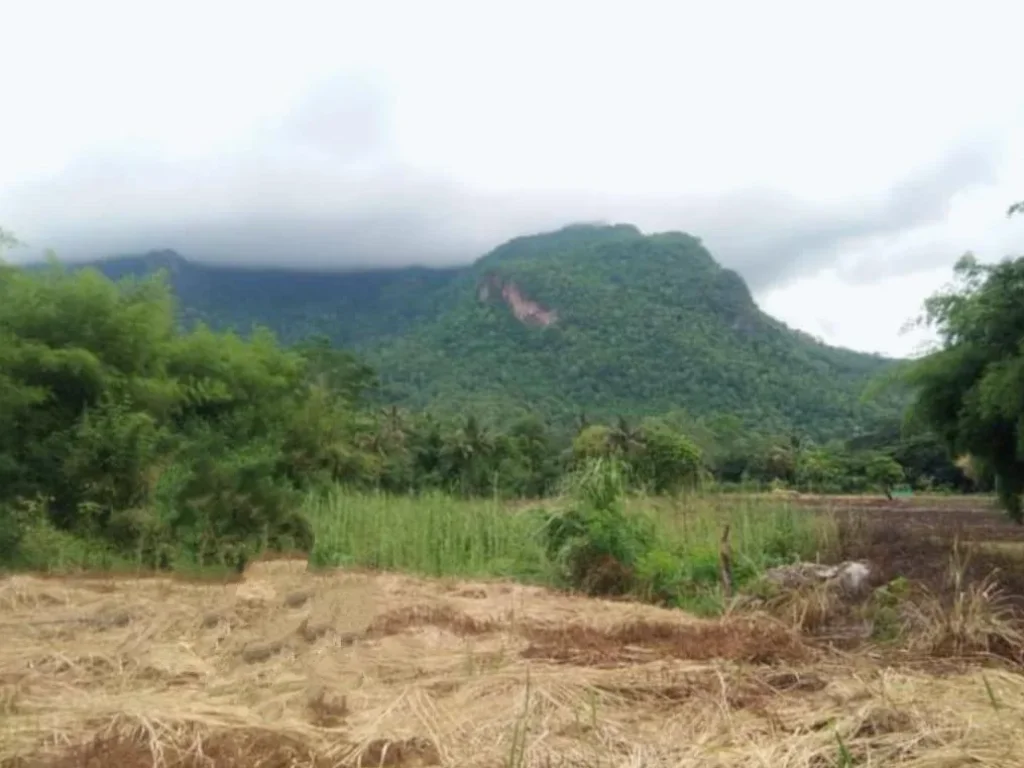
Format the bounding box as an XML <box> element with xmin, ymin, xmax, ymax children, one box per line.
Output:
<box><xmin>1</xmin><ymin>0</ymin><xmax>1022</xmax><ymax>357</ymax></box>
<box><xmin>760</xmin><ymin>267</ymin><xmax>953</xmax><ymax>358</ymax></box>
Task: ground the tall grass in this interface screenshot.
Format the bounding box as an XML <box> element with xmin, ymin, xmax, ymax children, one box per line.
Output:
<box><xmin>642</xmin><ymin>494</ymin><xmax>837</xmax><ymax>579</ymax></box>
<box><xmin>306</xmin><ymin>481</ymin><xmax>834</xmax><ymax>613</ymax></box>
<box><xmin>620</xmin><ymin>492</ymin><xmax>836</xmax><ymax>613</ymax></box>
<box><xmin>306</xmin><ymin>489</ymin><xmax>554</xmax><ymax>582</ymax></box>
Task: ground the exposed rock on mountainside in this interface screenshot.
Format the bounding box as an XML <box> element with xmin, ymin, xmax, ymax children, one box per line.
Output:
<box><xmin>477</xmin><ymin>273</ymin><xmax>557</xmax><ymax>327</ymax></box>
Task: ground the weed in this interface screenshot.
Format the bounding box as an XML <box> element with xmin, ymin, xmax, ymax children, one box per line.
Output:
<box><xmin>869</xmin><ymin>577</ymin><xmax>911</xmax><ymax>643</ymax></box>
<box><xmin>903</xmin><ymin>542</ymin><xmax>1024</xmax><ymax>660</ymax></box>
<box><xmin>505</xmin><ymin>670</ymin><xmax>532</xmax><ymax>768</ymax></box>
<box><xmin>835</xmin><ymin>731</ymin><xmax>855</xmax><ymax>767</ymax></box>
<box><xmin>305</xmin><ymin>475</ymin><xmax>830</xmax><ymax>612</ymax></box>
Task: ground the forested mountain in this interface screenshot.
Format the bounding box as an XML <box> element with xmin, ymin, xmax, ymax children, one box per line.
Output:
<box><xmin>76</xmin><ymin>223</ymin><xmax>903</xmax><ymax>438</ymax></box>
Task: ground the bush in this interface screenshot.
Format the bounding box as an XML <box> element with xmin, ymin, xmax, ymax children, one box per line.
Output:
<box><xmin>0</xmin><ymin>496</ymin><xmax>49</xmax><ymax>564</ymax></box>
<box><xmin>544</xmin><ymin>459</ymin><xmax>657</xmax><ymax>595</ymax></box>
<box><xmin>0</xmin><ymin>263</ymin><xmax>347</xmax><ymax>570</ymax></box>
<box><xmin>166</xmin><ymin>442</ymin><xmax>313</xmax><ymax>570</ymax></box>
<box><xmin>634</xmin><ymin>548</ymin><xmax>687</xmax><ymax>605</ymax></box>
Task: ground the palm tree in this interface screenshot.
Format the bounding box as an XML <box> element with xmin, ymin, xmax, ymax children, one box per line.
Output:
<box><xmin>608</xmin><ymin>416</ymin><xmax>643</xmax><ymax>457</ymax></box>
<box><xmin>441</xmin><ymin>415</ymin><xmax>496</xmax><ymax>495</ymax></box>
<box><xmin>378</xmin><ymin>405</ymin><xmax>409</xmax><ymax>451</ymax></box>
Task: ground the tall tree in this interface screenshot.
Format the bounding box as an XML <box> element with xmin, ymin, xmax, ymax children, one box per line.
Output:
<box><xmin>906</xmin><ymin>216</ymin><xmax>1024</xmax><ymax>520</ymax></box>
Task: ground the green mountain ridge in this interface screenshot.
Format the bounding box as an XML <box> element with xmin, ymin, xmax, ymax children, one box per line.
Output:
<box><xmin>67</xmin><ymin>223</ymin><xmax>903</xmax><ymax>438</ymax></box>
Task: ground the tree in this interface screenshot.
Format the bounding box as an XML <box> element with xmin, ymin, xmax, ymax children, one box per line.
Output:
<box><xmin>501</xmin><ymin>415</ymin><xmax>562</xmax><ymax>497</ymax></box>
<box><xmin>440</xmin><ymin>414</ymin><xmax>498</xmax><ymax>495</ymax></box>
<box><xmin>0</xmin><ymin>258</ymin><xmax>385</xmax><ymax>564</ymax></box>
<box><xmin>906</xmin><ymin>237</ymin><xmax>1024</xmax><ymax>521</ymax></box>
<box><xmin>294</xmin><ymin>334</ymin><xmax>378</xmax><ymax>405</ymax></box>
<box><xmin>608</xmin><ymin>416</ymin><xmax>644</xmax><ymax>458</ymax></box>
<box><xmin>632</xmin><ymin>419</ymin><xmax>704</xmax><ymax>493</ymax></box>
<box><xmin>794</xmin><ymin>448</ymin><xmax>844</xmax><ymax>493</ymax></box>
<box><xmin>572</xmin><ymin>424</ymin><xmax>615</xmax><ymax>462</ymax></box>
<box><xmin>865</xmin><ymin>454</ymin><xmax>905</xmax><ymax>499</ymax></box>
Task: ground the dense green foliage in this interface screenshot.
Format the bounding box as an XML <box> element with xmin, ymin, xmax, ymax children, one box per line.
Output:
<box><xmin>906</xmin><ymin>249</ymin><xmax>1024</xmax><ymax>521</ymax></box>
<box><xmin>0</xmin><ymin>253</ymin><xmax>713</xmax><ymax>570</ymax></box>
<box><xmin>1</xmin><ymin>226</ymin><xmax>981</xmax><ymax>582</ymax></box>
<box><xmin>90</xmin><ymin>250</ymin><xmax>462</xmax><ymax>350</ymax></box>
<box><xmin>82</xmin><ymin>224</ymin><xmax>904</xmax><ymax>439</ymax></box>
<box><xmin>0</xmin><ymin>260</ymin><xmax>332</xmax><ymax>568</ymax></box>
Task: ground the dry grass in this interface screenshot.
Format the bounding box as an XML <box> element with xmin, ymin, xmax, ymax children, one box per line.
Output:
<box><xmin>901</xmin><ymin>548</ymin><xmax>1024</xmax><ymax>663</ymax></box>
<box><xmin>2</xmin><ymin>559</ymin><xmax>1024</xmax><ymax>767</ymax></box>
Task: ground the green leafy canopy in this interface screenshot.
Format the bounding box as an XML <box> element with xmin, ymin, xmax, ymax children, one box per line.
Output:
<box><xmin>905</xmin><ymin>205</ymin><xmax>1024</xmax><ymax>521</ymax></box>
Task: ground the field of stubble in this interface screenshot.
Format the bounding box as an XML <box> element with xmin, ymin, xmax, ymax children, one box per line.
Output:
<box><xmin>3</xmin><ymin>538</ymin><xmax>1024</xmax><ymax>768</ymax></box>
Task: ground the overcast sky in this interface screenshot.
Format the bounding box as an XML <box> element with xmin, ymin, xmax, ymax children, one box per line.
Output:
<box><xmin>1</xmin><ymin>0</ymin><xmax>1022</xmax><ymax>358</ymax></box>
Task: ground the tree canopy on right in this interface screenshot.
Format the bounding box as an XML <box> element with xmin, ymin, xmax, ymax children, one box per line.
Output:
<box><xmin>906</xmin><ymin>203</ymin><xmax>1024</xmax><ymax>520</ymax></box>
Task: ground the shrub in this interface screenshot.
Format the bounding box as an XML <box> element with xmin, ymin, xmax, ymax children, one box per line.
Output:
<box><xmin>544</xmin><ymin>458</ymin><xmax>657</xmax><ymax>595</ymax></box>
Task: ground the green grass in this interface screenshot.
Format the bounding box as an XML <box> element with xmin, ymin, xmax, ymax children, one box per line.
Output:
<box><xmin>305</xmin><ymin>486</ymin><xmax>834</xmax><ymax>612</ymax></box>
<box><xmin>306</xmin><ymin>488</ymin><xmax>556</xmax><ymax>582</ymax></box>
<box><xmin>645</xmin><ymin>494</ymin><xmax>837</xmax><ymax>571</ymax></box>
<box><xmin>623</xmin><ymin>494</ymin><xmax>836</xmax><ymax>612</ymax></box>
<box><xmin>5</xmin><ymin>521</ymin><xmax>129</xmax><ymax>573</ymax></box>
<box><xmin>0</xmin><ymin>519</ymin><xmax>249</xmax><ymax>581</ymax></box>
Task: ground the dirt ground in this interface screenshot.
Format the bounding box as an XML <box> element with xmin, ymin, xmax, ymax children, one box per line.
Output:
<box><xmin>2</xmin><ymin>551</ymin><xmax>1024</xmax><ymax>767</ymax></box>
<box><xmin>810</xmin><ymin>495</ymin><xmax>1024</xmax><ymax>606</ymax></box>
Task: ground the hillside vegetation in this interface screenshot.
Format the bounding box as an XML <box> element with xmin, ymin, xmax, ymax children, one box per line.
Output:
<box><xmin>85</xmin><ymin>224</ymin><xmax>902</xmax><ymax>439</ymax></box>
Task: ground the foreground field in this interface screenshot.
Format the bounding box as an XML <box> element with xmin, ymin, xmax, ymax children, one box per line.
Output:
<box><xmin>2</xmin><ymin>556</ymin><xmax>1024</xmax><ymax>768</ymax></box>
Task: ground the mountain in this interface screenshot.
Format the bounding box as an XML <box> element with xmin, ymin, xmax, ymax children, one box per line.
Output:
<box><xmin>85</xmin><ymin>249</ymin><xmax>463</xmax><ymax>349</ymax></box>
<box><xmin>74</xmin><ymin>224</ymin><xmax>902</xmax><ymax>438</ymax></box>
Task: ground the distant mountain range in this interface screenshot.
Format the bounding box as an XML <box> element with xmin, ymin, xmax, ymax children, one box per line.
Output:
<box><xmin>72</xmin><ymin>223</ymin><xmax>903</xmax><ymax>437</ymax></box>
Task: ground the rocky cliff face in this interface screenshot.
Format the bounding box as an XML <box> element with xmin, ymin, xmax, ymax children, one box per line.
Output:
<box><xmin>477</xmin><ymin>274</ymin><xmax>557</xmax><ymax>327</ymax></box>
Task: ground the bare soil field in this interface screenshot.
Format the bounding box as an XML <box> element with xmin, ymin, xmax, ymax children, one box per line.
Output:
<box><xmin>806</xmin><ymin>496</ymin><xmax>1024</xmax><ymax>608</ymax></box>
<box><xmin>2</xmin><ymin>555</ymin><xmax>1024</xmax><ymax>767</ymax></box>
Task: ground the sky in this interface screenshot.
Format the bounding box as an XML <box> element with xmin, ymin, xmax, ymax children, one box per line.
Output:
<box><xmin>1</xmin><ymin>0</ymin><xmax>1022</xmax><ymax>358</ymax></box>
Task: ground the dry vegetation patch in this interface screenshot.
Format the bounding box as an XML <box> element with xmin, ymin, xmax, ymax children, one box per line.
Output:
<box><xmin>2</xmin><ymin>564</ymin><xmax>1024</xmax><ymax>767</ymax></box>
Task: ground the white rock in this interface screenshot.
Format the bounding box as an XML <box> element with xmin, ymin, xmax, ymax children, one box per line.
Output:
<box><xmin>763</xmin><ymin>560</ymin><xmax>873</xmax><ymax>597</ymax></box>
<box><xmin>834</xmin><ymin>561</ymin><xmax>872</xmax><ymax>596</ymax></box>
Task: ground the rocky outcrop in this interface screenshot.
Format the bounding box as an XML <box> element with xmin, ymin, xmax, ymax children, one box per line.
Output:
<box><xmin>478</xmin><ymin>274</ymin><xmax>557</xmax><ymax>327</ymax></box>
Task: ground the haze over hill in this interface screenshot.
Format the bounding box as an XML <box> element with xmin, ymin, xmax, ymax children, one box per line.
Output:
<box><xmin>78</xmin><ymin>223</ymin><xmax>903</xmax><ymax>439</ymax></box>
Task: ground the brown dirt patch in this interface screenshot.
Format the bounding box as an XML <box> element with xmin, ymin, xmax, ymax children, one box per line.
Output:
<box><xmin>592</xmin><ymin>667</ymin><xmax>826</xmax><ymax>709</ymax></box>
<box><xmin>521</xmin><ymin>617</ymin><xmax>808</xmax><ymax>666</ymax></box>
<box><xmin>359</xmin><ymin>601</ymin><xmax>809</xmax><ymax>667</ymax></box>
<box><xmin>1</xmin><ymin>730</ymin><xmax>330</xmax><ymax>768</ymax></box>
<box><xmin>817</xmin><ymin>500</ymin><xmax>1024</xmax><ymax>607</ymax></box>
<box><xmin>365</xmin><ymin>605</ymin><xmax>498</xmax><ymax>638</ymax></box>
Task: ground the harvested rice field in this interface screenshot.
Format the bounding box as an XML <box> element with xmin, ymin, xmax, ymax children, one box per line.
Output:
<box><xmin>2</xmin><ymin>557</ymin><xmax>1023</xmax><ymax>767</ymax></box>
